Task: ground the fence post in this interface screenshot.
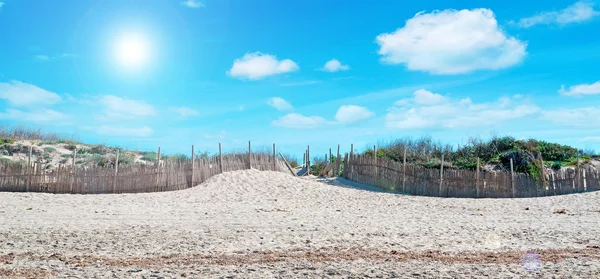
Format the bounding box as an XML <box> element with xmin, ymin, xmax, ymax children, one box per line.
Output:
<box><xmin>248</xmin><ymin>141</ymin><xmax>252</xmax><ymax>170</ymax></box>
<box><xmin>583</xmin><ymin>169</ymin><xmax>587</xmax><ymax>191</ymax></box>
<box><xmin>113</xmin><ymin>150</ymin><xmax>119</xmax><ymax>193</ymax></box>
<box><xmin>336</xmin><ymin>144</ymin><xmax>341</xmax><ymax>176</ymax></box>
<box><xmin>439</xmin><ymin>154</ymin><xmax>444</xmax><ymax>197</ymax></box>
<box><xmin>476</xmin><ymin>157</ymin><xmax>480</xmax><ymax>198</ymax></box>
<box><xmin>343</xmin><ymin>152</ymin><xmax>349</xmax><ymax>178</ymax></box>
<box><xmin>329</xmin><ymin>148</ymin><xmax>332</xmax><ymax>163</ymax></box>
<box><xmin>510</xmin><ymin>158</ymin><xmax>515</xmax><ymax>198</ymax></box>
<box><xmin>307</xmin><ymin>145</ymin><xmax>311</xmax><ymax>175</ymax></box>
<box><xmin>350</xmin><ymin>144</ymin><xmax>354</xmax><ymax>180</ymax></box>
<box><xmin>273</xmin><ymin>143</ymin><xmax>277</xmax><ymax>171</ymax></box>
<box><xmin>191</xmin><ymin>145</ymin><xmax>195</xmax><ymax>187</ymax></box>
<box><xmin>302</xmin><ymin>152</ymin><xmax>305</xmax><ymax>166</ymax></box>
<box><xmin>219</xmin><ymin>143</ymin><xmax>223</xmax><ymax>173</ymax></box>
<box><xmin>539</xmin><ymin>157</ymin><xmax>545</xmax><ymax>190</ymax></box>
<box><xmin>71</xmin><ymin>148</ymin><xmax>77</xmax><ymax>193</ymax></box>
<box><xmin>373</xmin><ymin>145</ymin><xmax>377</xmax><ymax>178</ymax></box>
<box><xmin>156</xmin><ymin>147</ymin><xmax>161</xmax><ymax>191</ymax></box>
<box><xmin>26</xmin><ymin>146</ymin><xmax>32</xmax><ymax>192</ymax></box>
<box><xmin>402</xmin><ymin>148</ymin><xmax>406</xmax><ymax>193</ymax></box>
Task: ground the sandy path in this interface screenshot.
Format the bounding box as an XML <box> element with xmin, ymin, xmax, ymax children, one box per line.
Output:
<box><xmin>1</xmin><ymin>169</ymin><xmax>599</xmax><ymax>278</ymax></box>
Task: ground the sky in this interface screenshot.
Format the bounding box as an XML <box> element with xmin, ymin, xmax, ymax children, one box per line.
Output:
<box><xmin>1</xmin><ymin>0</ymin><xmax>600</xmax><ymax>159</ymax></box>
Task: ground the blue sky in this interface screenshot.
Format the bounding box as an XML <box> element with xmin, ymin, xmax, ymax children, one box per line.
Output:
<box><xmin>1</xmin><ymin>0</ymin><xmax>600</xmax><ymax>158</ymax></box>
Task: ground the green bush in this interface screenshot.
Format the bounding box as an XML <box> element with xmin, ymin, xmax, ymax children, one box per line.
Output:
<box><xmin>551</xmin><ymin>161</ymin><xmax>563</xmax><ymax>171</ymax></box>
<box><xmin>0</xmin><ymin>137</ymin><xmax>15</xmax><ymax>145</ymax></box>
<box><xmin>140</xmin><ymin>152</ymin><xmax>157</xmax><ymax>162</ymax></box>
<box><xmin>43</xmin><ymin>147</ymin><xmax>56</xmax><ymax>153</ymax></box>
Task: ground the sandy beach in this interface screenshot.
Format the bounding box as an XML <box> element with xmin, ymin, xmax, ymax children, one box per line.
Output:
<box><xmin>1</xmin><ymin>169</ymin><xmax>599</xmax><ymax>278</ymax></box>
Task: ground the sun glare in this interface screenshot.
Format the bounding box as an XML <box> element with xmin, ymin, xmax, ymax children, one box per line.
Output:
<box><xmin>114</xmin><ymin>34</ymin><xmax>150</xmax><ymax>69</ymax></box>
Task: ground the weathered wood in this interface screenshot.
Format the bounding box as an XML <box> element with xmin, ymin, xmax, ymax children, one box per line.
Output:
<box><xmin>278</xmin><ymin>153</ymin><xmax>297</xmax><ymax>176</ymax></box>
<box><xmin>336</xmin><ymin>144</ymin><xmax>341</xmax><ymax>177</ymax></box>
<box><xmin>510</xmin><ymin>158</ymin><xmax>515</xmax><ymax>198</ymax></box>
<box><xmin>439</xmin><ymin>154</ymin><xmax>444</xmax><ymax>197</ymax></box>
<box><xmin>113</xmin><ymin>150</ymin><xmax>119</xmax><ymax>193</ymax></box>
<box><xmin>307</xmin><ymin>145</ymin><xmax>311</xmax><ymax>176</ymax></box>
<box><xmin>156</xmin><ymin>147</ymin><xmax>161</xmax><ymax>191</ymax></box>
<box><xmin>402</xmin><ymin>148</ymin><xmax>406</xmax><ymax>193</ymax></box>
<box><xmin>71</xmin><ymin>149</ymin><xmax>77</xmax><ymax>193</ymax></box>
<box><xmin>273</xmin><ymin>143</ymin><xmax>277</xmax><ymax>171</ymax></box>
<box><xmin>248</xmin><ymin>141</ymin><xmax>252</xmax><ymax>169</ymax></box>
<box><xmin>191</xmin><ymin>145</ymin><xmax>195</xmax><ymax>187</ymax></box>
<box><xmin>219</xmin><ymin>143</ymin><xmax>223</xmax><ymax>173</ymax></box>
<box><xmin>26</xmin><ymin>146</ymin><xmax>32</xmax><ymax>192</ymax></box>
<box><xmin>476</xmin><ymin>157</ymin><xmax>480</xmax><ymax>198</ymax></box>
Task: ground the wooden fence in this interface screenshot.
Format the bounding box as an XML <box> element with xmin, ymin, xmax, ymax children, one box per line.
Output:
<box><xmin>343</xmin><ymin>153</ymin><xmax>600</xmax><ymax>198</ymax></box>
<box><xmin>0</xmin><ymin>142</ymin><xmax>292</xmax><ymax>194</ymax></box>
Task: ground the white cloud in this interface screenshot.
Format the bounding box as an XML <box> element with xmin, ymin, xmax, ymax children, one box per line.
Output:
<box><xmin>334</xmin><ymin>105</ymin><xmax>374</xmax><ymax>124</ymax></box>
<box><xmin>321</xmin><ymin>59</ymin><xmax>350</xmax><ymax>72</ymax></box>
<box><xmin>376</xmin><ymin>8</ymin><xmax>527</xmax><ymax>75</ymax></box>
<box><xmin>181</xmin><ymin>0</ymin><xmax>204</xmax><ymax>8</ymax></box>
<box><xmin>541</xmin><ymin>106</ymin><xmax>600</xmax><ymax>128</ymax></box>
<box><xmin>272</xmin><ymin>113</ymin><xmax>325</xmax><ymax>129</ymax></box>
<box><xmin>558</xmin><ymin>81</ymin><xmax>600</xmax><ymax>96</ymax></box>
<box><xmin>413</xmin><ymin>89</ymin><xmax>448</xmax><ymax>105</ymax></box>
<box><xmin>267</xmin><ymin>97</ymin><xmax>293</xmax><ymax>111</ymax></box>
<box><xmin>97</xmin><ymin>126</ymin><xmax>154</xmax><ymax>137</ymax></box>
<box><xmin>386</xmin><ymin>89</ymin><xmax>539</xmax><ymax>129</ymax></box>
<box><xmin>0</xmin><ymin>2</ymin><xmax>4</xmax><ymax>8</ymax></box>
<box><xmin>99</xmin><ymin>95</ymin><xmax>155</xmax><ymax>120</ymax></box>
<box><xmin>513</xmin><ymin>1</ymin><xmax>599</xmax><ymax>28</ymax></box>
<box><xmin>169</xmin><ymin>106</ymin><xmax>199</xmax><ymax>118</ymax></box>
<box><xmin>0</xmin><ymin>108</ymin><xmax>69</xmax><ymax>123</ymax></box>
<box><xmin>227</xmin><ymin>52</ymin><xmax>299</xmax><ymax>80</ymax></box>
<box><xmin>0</xmin><ymin>80</ymin><xmax>62</xmax><ymax>106</ymax></box>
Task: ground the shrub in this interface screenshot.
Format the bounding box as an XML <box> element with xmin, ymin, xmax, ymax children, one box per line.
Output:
<box><xmin>551</xmin><ymin>161</ymin><xmax>563</xmax><ymax>171</ymax></box>
<box><xmin>0</xmin><ymin>137</ymin><xmax>15</xmax><ymax>145</ymax></box>
<box><xmin>140</xmin><ymin>152</ymin><xmax>158</xmax><ymax>162</ymax></box>
<box><xmin>43</xmin><ymin>147</ymin><xmax>56</xmax><ymax>153</ymax></box>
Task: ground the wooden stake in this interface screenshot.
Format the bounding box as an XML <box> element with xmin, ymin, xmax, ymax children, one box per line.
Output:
<box><xmin>156</xmin><ymin>147</ymin><xmax>161</xmax><ymax>191</ymax></box>
<box><xmin>350</xmin><ymin>144</ymin><xmax>354</xmax><ymax>180</ymax></box>
<box><xmin>248</xmin><ymin>141</ymin><xmax>252</xmax><ymax>169</ymax></box>
<box><xmin>510</xmin><ymin>158</ymin><xmax>515</xmax><ymax>198</ymax></box>
<box><xmin>26</xmin><ymin>146</ymin><xmax>32</xmax><ymax>192</ymax></box>
<box><xmin>307</xmin><ymin>145</ymin><xmax>311</xmax><ymax>175</ymax></box>
<box><xmin>278</xmin><ymin>153</ymin><xmax>297</xmax><ymax>176</ymax></box>
<box><xmin>402</xmin><ymin>148</ymin><xmax>406</xmax><ymax>193</ymax></box>
<box><xmin>113</xmin><ymin>150</ymin><xmax>119</xmax><ymax>193</ymax></box>
<box><xmin>476</xmin><ymin>157</ymin><xmax>480</xmax><ymax>198</ymax></box>
<box><xmin>373</xmin><ymin>145</ymin><xmax>377</xmax><ymax>177</ymax></box>
<box><xmin>191</xmin><ymin>145</ymin><xmax>195</xmax><ymax>187</ymax></box>
<box><xmin>336</xmin><ymin>144</ymin><xmax>341</xmax><ymax>176</ymax></box>
<box><xmin>329</xmin><ymin>148</ymin><xmax>332</xmax><ymax>163</ymax></box>
<box><xmin>439</xmin><ymin>154</ymin><xmax>444</xmax><ymax>197</ymax></box>
<box><xmin>273</xmin><ymin>143</ymin><xmax>277</xmax><ymax>171</ymax></box>
<box><xmin>71</xmin><ymin>148</ymin><xmax>77</xmax><ymax>193</ymax></box>
<box><xmin>219</xmin><ymin>143</ymin><xmax>223</xmax><ymax>173</ymax></box>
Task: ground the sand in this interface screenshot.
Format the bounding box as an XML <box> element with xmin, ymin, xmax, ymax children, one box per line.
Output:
<box><xmin>1</xmin><ymin>169</ymin><xmax>599</xmax><ymax>278</ymax></box>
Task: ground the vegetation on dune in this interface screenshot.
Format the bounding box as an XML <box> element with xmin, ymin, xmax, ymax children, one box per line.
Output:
<box><xmin>358</xmin><ymin>136</ymin><xmax>598</xmax><ymax>177</ymax></box>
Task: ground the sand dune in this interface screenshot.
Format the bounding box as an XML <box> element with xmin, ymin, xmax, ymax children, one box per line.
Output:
<box><xmin>1</xmin><ymin>169</ymin><xmax>599</xmax><ymax>278</ymax></box>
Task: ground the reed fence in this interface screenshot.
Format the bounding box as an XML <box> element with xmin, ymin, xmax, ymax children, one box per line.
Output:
<box><xmin>0</xmin><ymin>142</ymin><xmax>292</xmax><ymax>194</ymax></box>
<box><xmin>343</xmin><ymin>153</ymin><xmax>600</xmax><ymax>198</ymax></box>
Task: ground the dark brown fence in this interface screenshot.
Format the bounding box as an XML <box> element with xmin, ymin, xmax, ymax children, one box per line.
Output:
<box><xmin>343</xmin><ymin>154</ymin><xmax>600</xmax><ymax>198</ymax></box>
<box><xmin>0</xmin><ymin>144</ymin><xmax>291</xmax><ymax>194</ymax></box>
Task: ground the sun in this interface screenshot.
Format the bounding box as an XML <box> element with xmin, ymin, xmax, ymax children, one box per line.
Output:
<box><xmin>114</xmin><ymin>34</ymin><xmax>150</xmax><ymax>69</ymax></box>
